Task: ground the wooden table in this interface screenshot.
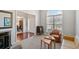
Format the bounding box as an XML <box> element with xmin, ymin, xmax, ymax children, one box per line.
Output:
<box><xmin>40</xmin><ymin>36</ymin><xmax>55</xmax><ymax>49</ymax></box>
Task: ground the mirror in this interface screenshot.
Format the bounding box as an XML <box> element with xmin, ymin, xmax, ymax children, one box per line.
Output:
<box><xmin>0</xmin><ymin>10</ymin><xmax>12</xmax><ymax>29</ymax></box>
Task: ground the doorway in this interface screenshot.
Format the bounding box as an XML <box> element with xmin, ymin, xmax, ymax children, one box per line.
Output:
<box><xmin>16</xmin><ymin>16</ymin><xmax>24</xmax><ymax>42</ymax></box>
<box><xmin>16</xmin><ymin>11</ymin><xmax>28</xmax><ymax>42</ymax></box>
<box><xmin>16</xmin><ymin>11</ymin><xmax>35</xmax><ymax>42</ymax></box>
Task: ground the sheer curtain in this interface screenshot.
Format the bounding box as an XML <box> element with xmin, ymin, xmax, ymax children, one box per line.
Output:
<box><xmin>46</xmin><ymin>10</ymin><xmax>62</xmax><ymax>33</ymax></box>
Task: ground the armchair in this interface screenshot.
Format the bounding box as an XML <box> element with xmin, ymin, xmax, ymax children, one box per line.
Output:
<box><xmin>50</xmin><ymin>29</ymin><xmax>61</xmax><ymax>43</ymax></box>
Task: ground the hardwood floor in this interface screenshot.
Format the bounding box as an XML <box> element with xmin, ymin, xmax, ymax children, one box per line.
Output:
<box><xmin>17</xmin><ymin>32</ymin><xmax>34</xmax><ymax>41</ymax></box>
<box><xmin>21</xmin><ymin>35</ymin><xmax>61</xmax><ymax>49</ymax></box>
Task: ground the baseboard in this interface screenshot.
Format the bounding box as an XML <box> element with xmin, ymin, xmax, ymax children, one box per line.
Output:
<box><xmin>75</xmin><ymin>35</ymin><xmax>79</xmax><ymax>47</ymax></box>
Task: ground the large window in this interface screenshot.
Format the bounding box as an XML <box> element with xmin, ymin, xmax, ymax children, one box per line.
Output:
<box><xmin>46</xmin><ymin>10</ymin><xmax>62</xmax><ymax>33</ymax></box>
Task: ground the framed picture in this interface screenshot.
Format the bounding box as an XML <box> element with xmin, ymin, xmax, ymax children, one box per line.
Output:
<box><xmin>4</xmin><ymin>17</ymin><xmax>11</xmax><ymax>27</ymax></box>
<box><xmin>0</xmin><ymin>10</ymin><xmax>12</xmax><ymax>29</ymax></box>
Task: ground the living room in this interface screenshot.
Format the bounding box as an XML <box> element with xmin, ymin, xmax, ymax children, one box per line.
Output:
<box><xmin>0</xmin><ymin>10</ymin><xmax>79</xmax><ymax>49</ymax></box>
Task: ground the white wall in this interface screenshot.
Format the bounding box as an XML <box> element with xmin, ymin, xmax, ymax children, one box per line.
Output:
<box><xmin>39</xmin><ymin>10</ymin><xmax>47</xmax><ymax>33</ymax></box>
<box><xmin>75</xmin><ymin>10</ymin><xmax>79</xmax><ymax>46</ymax></box>
<box><xmin>76</xmin><ymin>11</ymin><xmax>79</xmax><ymax>36</ymax></box>
<box><xmin>20</xmin><ymin>10</ymin><xmax>40</xmax><ymax>26</ymax></box>
<box><xmin>63</xmin><ymin>10</ymin><xmax>76</xmax><ymax>35</ymax></box>
<box><xmin>28</xmin><ymin>15</ymin><xmax>36</xmax><ymax>33</ymax></box>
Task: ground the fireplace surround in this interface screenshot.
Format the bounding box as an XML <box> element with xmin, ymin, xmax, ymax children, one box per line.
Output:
<box><xmin>0</xmin><ymin>32</ymin><xmax>11</xmax><ymax>49</ymax></box>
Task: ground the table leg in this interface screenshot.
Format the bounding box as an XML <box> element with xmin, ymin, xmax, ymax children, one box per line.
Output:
<box><xmin>48</xmin><ymin>44</ymin><xmax>49</xmax><ymax>49</ymax></box>
<box><xmin>44</xmin><ymin>43</ymin><xmax>46</xmax><ymax>48</ymax></box>
<box><xmin>40</xmin><ymin>40</ymin><xmax>42</xmax><ymax>49</ymax></box>
<box><xmin>54</xmin><ymin>40</ymin><xmax>56</xmax><ymax>49</ymax></box>
<box><xmin>48</xmin><ymin>42</ymin><xmax>52</xmax><ymax>49</ymax></box>
<box><xmin>48</xmin><ymin>44</ymin><xmax>51</xmax><ymax>49</ymax></box>
<box><xmin>50</xmin><ymin>41</ymin><xmax>52</xmax><ymax>49</ymax></box>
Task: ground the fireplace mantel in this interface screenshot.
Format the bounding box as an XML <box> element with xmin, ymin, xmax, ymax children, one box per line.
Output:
<box><xmin>0</xmin><ymin>28</ymin><xmax>12</xmax><ymax>33</ymax></box>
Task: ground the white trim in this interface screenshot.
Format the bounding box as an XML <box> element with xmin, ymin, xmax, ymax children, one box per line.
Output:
<box><xmin>75</xmin><ymin>35</ymin><xmax>79</xmax><ymax>47</ymax></box>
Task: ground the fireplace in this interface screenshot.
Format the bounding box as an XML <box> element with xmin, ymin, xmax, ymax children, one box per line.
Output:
<box><xmin>0</xmin><ymin>32</ymin><xmax>11</xmax><ymax>49</ymax></box>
